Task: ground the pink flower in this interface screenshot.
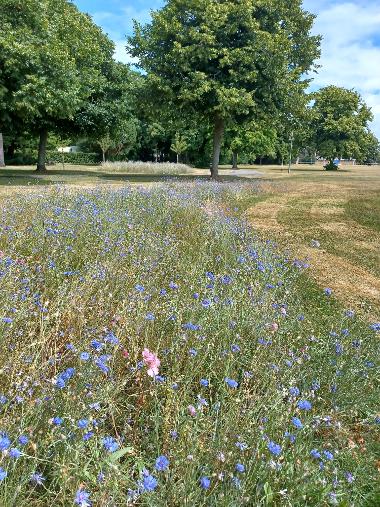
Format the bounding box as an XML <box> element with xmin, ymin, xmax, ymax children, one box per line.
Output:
<box><xmin>188</xmin><ymin>405</ymin><xmax>197</xmax><ymax>417</ymax></box>
<box><xmin>268</xmin><ymin>322</ymin><xmax>279</xmax><ymax>333</ymax></box>
<box><xmin>142</xmin><ymin>348</ymin><xmax>160</xmax><ymax>377</ymax></box>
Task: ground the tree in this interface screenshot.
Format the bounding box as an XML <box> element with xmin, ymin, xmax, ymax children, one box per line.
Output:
<box><xmin>171</xmin><ymin>133</ymin><xmax>188</xmax><ymax>163</ymax></box>
<box><xmin>311</xmin><ymin>86</ymin><xmax>376</xmax><ymax>167</ymax></box>
<box><xmin>128</xmin><ymin>0</ymin><xmax>320</xmax><ymax>178</ymax></box>
<box><xmin>0</xmin><ymin>0</ymin><xmax>114</xmax><ymax>171</ymax></box>
<box><xmin>75</xmin><ymin>61</ymin><xmax>139</xmax><ymax>160</ymax></box>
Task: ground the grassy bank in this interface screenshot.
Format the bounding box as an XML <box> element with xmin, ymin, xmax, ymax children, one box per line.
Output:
<box><xmin>0</xmin><ymin>181</ymin><xmax>379</xmax><ymax>506</ymax></box>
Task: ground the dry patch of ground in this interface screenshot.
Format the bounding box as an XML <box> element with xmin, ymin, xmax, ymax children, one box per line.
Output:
<box><xmin>245</xmin><ymin>174</ymin><xmax>380</xmax><ymax>318</ymax></box>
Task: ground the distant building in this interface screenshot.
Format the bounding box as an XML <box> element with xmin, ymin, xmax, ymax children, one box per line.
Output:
<box><xmin>57</xmin><ymin>146</ymin><xmax>80</xmax><ymax>153</ymax></box>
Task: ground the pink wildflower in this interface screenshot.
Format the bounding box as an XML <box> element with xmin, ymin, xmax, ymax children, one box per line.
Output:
<box><xmin>142</xmin><ymin>348</ymin><xmax>160</xmax><ymax>377</ymax></box>
<box><xmin>188</xmin><ymin>405</ymin><xmax>197</xmax><ymax>417</ymax></box>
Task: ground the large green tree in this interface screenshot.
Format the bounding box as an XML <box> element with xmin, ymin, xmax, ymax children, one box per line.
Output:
<box><xmin>75</xmin><ymin>61</ymin><xmax>139</xmax><ymax>162</ymax></box>
<box><xmin>0</xmin><ymin>0</ymin><xmax>114</xmax><ymax>171</ymax></box>
<box><xmin>128</xmin><ymin>0</ymin><xmax>320</xmax><ymax>178</ymax></box>
<box><xmin>311</xmin><ymin>86</ymin><xmax>377</xmax><ymax>165</ymax></box>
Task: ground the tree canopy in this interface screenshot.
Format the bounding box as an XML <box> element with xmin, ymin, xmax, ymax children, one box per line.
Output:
<box><xmin>128</xmin><ymin>0</ymin><xmax>321</xmax><ymax>177</ymax></box>
<box><xmin>311</xmin><ymin>86</ymin><xmax>376</xmax><ymax>164</ymax></box>
<box><xmin>0</xmin><ymin>0</ymin><xmax>114</xmax><ymax>170</ymax></box>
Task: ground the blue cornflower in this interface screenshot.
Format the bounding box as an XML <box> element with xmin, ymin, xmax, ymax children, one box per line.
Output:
<box><xmin>324</xmin><ymin>288</ymin><xmax>332</xmax><ymax>296</ymax></box>
<box><xmin>83</xmin><ymin>432</ymin><xmax>94</xmax><ymax>441</ymax></box>
<box><xmin>310</xmin><ymin>449</ymin><xmax>321</xmax><ymax>459</ymax></box>
<box><xmin>74</xmin><ymin>489</ymin><xmax>92</xmax><ymax>506</ymax></box>
<box><xmin>235</xmin><ymin>463</ymin><xmax>245</xmax><ymax>473</ymax></box>
<box><xmin>1</xmin><ymin>317</ymin><xmax>13</xmax><ymax>324</ymax></box>
<box><xmin>289</xmin><ymin>386</ymin><xmax>300</xmax><ymax>397</ymax></box>
<box><xmin>267</xmin><ymin>441</ymin><xmax>282</xmax><ymax>456</ymax></box>
<box><xmin>345</xmin><ymin>472</ymin><xmax>355</xmax><ymax>483</ymax></box>
<box><xmin>225</xmin><ymin>378</ymin><xmax>238</xmax><ymax>389</ymax></box>
<box><xmin>77</xmin><ymin>419</ymin><xmax>89</xmax><ymax>429</ymax></box>
<box><xmin>0</xmin><ymin>467</ymin><xmax>7</xmax><ymax>481</ymax></box>
<box><xmin>291</xmin><ymin>417</ymin><xmax>303</xmax><ymax>429</ymax></box>
<box><xmin>200</xmin><ymin>379</ymin><xmax>209</xmax><ymax>387</ymax></box>
<box><xmin>95</xmin><ymin>359</ymin><xmax>110</xmax><ymax>375</ymax></box>
<box><xmin>55</xmin><ymin>377</ymin><xmax>66</xmax><ymax>389</ymax></box>
<box><xmin>235</xmin><ymin>441</ymin><xmax>248</xmax><ymax>451</ymax></box>
<box><xmin>297</xmin><ymin>399</ymin><xmax>312</xmax><ymax>411</ymax></box>
<box><xmin>9</xmin><ymin>448</ymin><xmax>21</xmax><ymax>459</ymax></box>
<box><xmin>30</xmin><ymin>472</ymin><xmax>45</xmax><ymax>485</ymax></box>
<box><xmin>104</xmin><ymin>332</ymin><xmax>119</xmax><ymax>345</ymax></box>
<box><xmin>169</xmin><ymin>281</ymin><xmax>178</xmax><ymax>289</ymax></box>
<box><xmin>80</xmin><ymin>352</ymin><xmax>90</xmax><ymax>361</ymax></box>
<box><xmin>90</xmin><ymin>340</ymin><xmax>103</xmax><ymax>351</ymax></box>
<box><xmin>18</xmin><ymin>435</ymin><xmax>29</xmax><ymax>445</ymax></box>
<box><xmin>0</xmin><ymin>434</ymin><xmax>11</xmax><ymax>451</ymax></box>
<box><xmin>189</xmin><ymin>348</ymin><xmax>197</xmax><ymax>357</ymax></box>
<box><xmin>201</xmin><ymin>299</ymin><xmax>211</xmax><ymax>308</ymax></box>
<box><xmin>370</xmin><ymin>322</ymin><xmax>380</xmax><ymax>332</ymax></box>
<box><xmin>102</xmin><ymin>436</ymin><xmax>119</xmax><ymax>453</ymax></box>
<box><xmin>231</xmin><ymin>344</ymin><xmax>240</xmax><ymax>353</ymax></box>
<box><xmin>141</xmin><ymin>473</ymin><xmax>158</xmax><ymax>492</ymax></box>
<box><xmin>145</xmin><ymin>312</ymin><xmax>155</xmax><ymax>321</ymax></box>
<box><xmin>200</xmin><ymin>476</ymin><xmax>211</xmax><ymax>489</ymax></box>
<box><xmin>52</xmin><ymin>417</ymin><xmax>63</xmax><ymax>426</ymax></box>
<box><xmin>155</xmin><ymin>455</ymin><xmax>169</xmax><ymax>472</ymax></box>
<box><xmin>323</xmin><ymin>450</ymin><xmax>334</xmax><ymax>461</ymax></box>
<box><xmin>0</xmin><ymin>395</ymin><xmax>7</xmax><ymax>405</ymax></box>
<box><xmin>135</xmin><ymin>284</ymin><xmax>145</xmax><ymax>292</ymax></box>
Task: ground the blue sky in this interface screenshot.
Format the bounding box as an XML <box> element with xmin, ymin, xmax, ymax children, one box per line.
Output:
<box><xmin>74</xmin><ymin>0</ymin><xmax>380</xmax><ymax>137</ymax></box>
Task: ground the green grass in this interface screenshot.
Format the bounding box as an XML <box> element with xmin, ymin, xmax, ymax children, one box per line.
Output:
<box><xmin>0</xmin><ymin>181</ymin><xmax>378</xmax><ymax>506</ymax></box>
<box><xmin>345</xmin><ymin>194</ymin><xmax>380</xmax><ymax>233</ymax></box>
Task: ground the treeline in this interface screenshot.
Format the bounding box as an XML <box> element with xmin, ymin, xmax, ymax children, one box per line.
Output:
<box><xmin>1</xmin><ymin>0</ymin><xmax>379</xmax><ymax>175</ymax></box>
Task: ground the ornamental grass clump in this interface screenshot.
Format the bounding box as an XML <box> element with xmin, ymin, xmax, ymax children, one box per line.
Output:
<box><xmin>101</xmin><ymin>161</ymin><xmax>192</xmax><ymax>175</ymax></box>
<box><xmin>0</xmin><ymin>181</ymin><xmax>378</xmax><ymax>506</ymax></box>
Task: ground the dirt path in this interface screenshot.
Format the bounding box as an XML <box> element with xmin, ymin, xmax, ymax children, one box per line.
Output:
<box><xmin>246</xmin><ymin>182</ymin><xmax>380</xmax><ymax>318</ymax></box>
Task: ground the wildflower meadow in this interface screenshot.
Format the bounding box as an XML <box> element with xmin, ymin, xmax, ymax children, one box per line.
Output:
<box><xmin>0</xmin><ymin>181</ymin><xmax>379</xmax><ymax>506</ymax></box>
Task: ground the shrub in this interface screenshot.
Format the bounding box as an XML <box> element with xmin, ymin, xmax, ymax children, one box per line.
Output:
<box><xmin>47</xmin><ymin>151</ymin><xmax>101</xmax><ymax>165</ymax></box>
<box><xmin>324</xmin><ymin>161</ymin><xmax>339</xmax><ymax>171</ymax></box>
<box><xmin>101</xmin><ymin>160</ymin><xmax>192</xmax><ymax>174</ymax></box>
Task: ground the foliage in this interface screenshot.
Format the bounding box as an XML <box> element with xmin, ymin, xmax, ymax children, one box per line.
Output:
<box><xmin>170</xmin><ymin>133</ymin><xmax>188</xmax><ymax>162</ymax></box>
<box><xmin>311</xmin><ymin>86</ymin><xmax>377</xmax><ymax>162</ymax></box>
<box><xmin>0</xmin><ymin>182</ymin><xmax>378</xmax><ymax>505</ymax></box>
<box><xmin>128</xmin><ymin>0</ymin><xmax>321</xmax><ymax>176</ymax></box>
<box><xmin>0</xmin><ymin>0</ymin><xmax>114</xmax><ymax>169</ymax></box>
<box><xmin>46</xmin><ymin>151</ymin><xmax>101</xmax><ymax>165</ymax></box>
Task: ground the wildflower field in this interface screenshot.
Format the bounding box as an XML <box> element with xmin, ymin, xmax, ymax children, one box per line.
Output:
<box><xmin>0</xmin><ymin>181</ymin><xmax>379</xmax><ymax>506</ymax></box>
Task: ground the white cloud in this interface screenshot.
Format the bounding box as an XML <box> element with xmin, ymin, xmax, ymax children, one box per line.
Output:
<box><xmin>305</xmin><ymin>1</ymin><xmax>380</xmax><ymax>137</ymax></box>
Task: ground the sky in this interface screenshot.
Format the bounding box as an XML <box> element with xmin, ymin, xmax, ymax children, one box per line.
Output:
<box><xmin>74</xmin><ymin>0</ymin><xmax>380</xmax><ymax>138</ymax></box>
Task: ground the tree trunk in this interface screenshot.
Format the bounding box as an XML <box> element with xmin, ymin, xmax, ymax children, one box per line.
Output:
<box><xmin>232</xmin><ymin>151</ymin><xmax>238</xmax><ymax>169</ymax></box>
<box><xmin>0</xmin><ymin>133</ymin><xmax>5</xmax><ymax>167</ymax></box>
<box><xmin>211</xmin><ymin>114</ymin><xmax>224</xmax><ymax>179</ymax></box>
<box><xmin>176</xmin><ymin>153</ymin><xmax>179</xmax><ymax>164</ymax></box>
<box><xmin>36</xmin><ymin>129</ymin><xmax>48</xmax><ymax>172</ymax></box>
<box><xmin>102</xmin><ymin>150</ymin><xmax>106</xmax><ymax>163</ymax></box>
<box><xmin>7</xmin><ymin>140</ymin><xmax>15</xmax><ymax>159</ymax></box>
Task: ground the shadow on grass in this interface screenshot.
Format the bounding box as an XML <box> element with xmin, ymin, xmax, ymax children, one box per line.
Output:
<box><xmin>0</xmin><ymin>167</ymin><xmax>259</xmax><ymax>185</ymax></box>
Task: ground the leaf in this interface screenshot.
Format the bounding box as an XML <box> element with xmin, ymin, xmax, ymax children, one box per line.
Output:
<box><xmin>107</xmin><ymin>446</ymin><xmax>134</xmax><ymax>463</ymax></box>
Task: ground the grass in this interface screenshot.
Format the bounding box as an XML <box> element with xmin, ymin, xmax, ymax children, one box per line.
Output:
<box><xmin>345</xmin><ymin>194</ymin><xmax>380</xmax><ymax>233</ymax></box>
<box><xmin>0</xmin><ymin>180</ymin><xmax>379</xmax><ymax>506</ymax></box>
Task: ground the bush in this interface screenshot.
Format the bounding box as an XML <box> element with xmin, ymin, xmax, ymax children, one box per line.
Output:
<box><xmin>47</xmin><ymin>151</ymin><xmax>101</xmax><ymax>165</ymax></box>
<box><xmin>324</xmin><ymin>161</ymin><xmax>339</xmax><ymax>171</ymax></box>
<box><xmin>5</xmin><ymin>154</ymin><xmax>37</xmax><ymax>165</ymax></box>
<box><xmin>101</xmin><ymin>160</ymin><xmax>192</xmax><ymax>174</ymax></box>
